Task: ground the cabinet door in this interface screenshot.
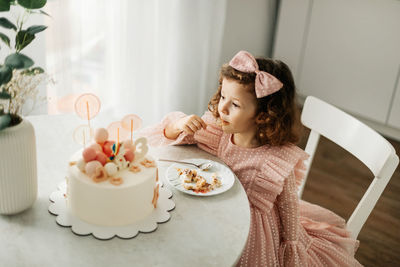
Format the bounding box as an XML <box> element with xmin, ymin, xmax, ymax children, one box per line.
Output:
<box><xmin>272</xmin><ymin>0</ymin><xmax>311</xmax><ymax>79</ymax></box>
<box><xmin>275</xmin><ymin>0</ymin><xmax>400</xmax><ymax>123</ymax></box>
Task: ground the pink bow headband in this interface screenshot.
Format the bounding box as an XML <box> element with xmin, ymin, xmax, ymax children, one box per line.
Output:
<box><xmin>229</xmin><ymin>50</ymin><xmax>283</xmax><ymax>98</ymax></box>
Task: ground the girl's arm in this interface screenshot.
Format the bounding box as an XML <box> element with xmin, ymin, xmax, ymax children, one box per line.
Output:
<box><xmin>277</xmin><ymin>171</ymin><xmax>308</xmax><ymax>266</ymax></box>
<box><xmin>142</xmin><ymin>111</ymin><xmax>223</xmax><ymax>155</ymax></box>
<box><xmin>165</xmin><ymin>114</ymin><xmax>206</xmax><ymax>139</ymax></box>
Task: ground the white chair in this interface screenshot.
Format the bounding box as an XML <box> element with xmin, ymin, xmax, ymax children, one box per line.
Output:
<box><xmin>299</xmin><ymin>96</ymin><xmax>399</xmax><ymax>239</ymax></box>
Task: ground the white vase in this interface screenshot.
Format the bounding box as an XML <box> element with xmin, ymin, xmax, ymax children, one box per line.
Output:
<box><xmin>0</xmin><ymin>119</ymin><xmax>37</xmax><ymax>215</ymax></box>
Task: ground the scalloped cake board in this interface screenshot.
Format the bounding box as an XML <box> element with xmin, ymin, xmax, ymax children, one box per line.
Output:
<box><xmin>48</xmin><ymin>180</ymin><xmax>175</xmax><ymax>240</ymax></box>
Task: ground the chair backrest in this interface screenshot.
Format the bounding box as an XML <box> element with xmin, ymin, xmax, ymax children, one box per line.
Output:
<box><xmin>300</xmin><ymin>96</ymin><xmax>399</xmax><ymax>238</ymax></box>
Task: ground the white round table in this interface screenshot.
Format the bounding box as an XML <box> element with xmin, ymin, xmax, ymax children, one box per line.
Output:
<box><xmin>0</xmin><ymin>114</ymin><xmax>250</xmax><ymax>267</ymax></box>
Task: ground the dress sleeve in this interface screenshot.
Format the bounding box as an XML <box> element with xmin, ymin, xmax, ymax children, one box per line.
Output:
<box><xmin>141</xmin><ymin>111</ymin><xmax>223</xmax><ymax>156</ymax></box>
<box><xmin>193</xmin><ymin>111</ymin><xmax>223</xmax><ymax>156</ymax></box>
<box><xmin>143</xmin><ymin>111</ymin><xmax>196</xmax><ymax>147</ymax></box>
<box><xmin>277</xmin><ymin>171</ymin><xmax>308</xmax><ymax>266</ymax></box>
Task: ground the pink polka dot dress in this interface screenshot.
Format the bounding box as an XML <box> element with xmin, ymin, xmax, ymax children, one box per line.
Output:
<box><xmin>144</xmin><ymin>111</ymin><xmax>362</xmax><ymax>267</ymax></box>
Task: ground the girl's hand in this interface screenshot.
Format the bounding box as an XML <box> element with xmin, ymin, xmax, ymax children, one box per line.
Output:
<box><xmin>165</xmin><ymin>115</ymin><xmax>207</xmax><ymax>139</ymax></box>
<box><xmin>176</xmin><ymin>115</ymin><xmax>207</xmax><ymax>135</ymax></box>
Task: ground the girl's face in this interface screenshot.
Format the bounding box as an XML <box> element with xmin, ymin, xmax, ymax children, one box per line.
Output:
<box><xmin>217</xmin><ymin>78</ymin><xmax>258</xmax><ymax>134</ymax></box>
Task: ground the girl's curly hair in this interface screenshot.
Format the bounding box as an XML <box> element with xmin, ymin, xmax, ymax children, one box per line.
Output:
<box><xmin>208</xmin><ymin>58</ymin><xmax>302</xmax><ymax>146</ymax></box>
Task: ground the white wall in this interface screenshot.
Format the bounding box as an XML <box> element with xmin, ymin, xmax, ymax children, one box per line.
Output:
<box><xmin>219</xmin><ymin>0</ymin><xmax>278</xmax><ymax>65</ymax></box>
<box><xmin>192</xmin><ymin>0</ymin><xmax>278</xmax><ymax>110</ymax></box>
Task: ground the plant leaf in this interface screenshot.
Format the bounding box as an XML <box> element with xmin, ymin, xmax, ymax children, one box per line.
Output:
<box><xmin>15</xmin><ymin>30</ymin><xmax>35</xmax><ymax>52</ymax></box>
<box><xmin>0</xmin><ymin>0</ymin><xmax>11</xmax><ymax>12</ymax></box>
<box><xmin>0</xmin><ymin>64</ymin><xmax>12</xmax><ymax>85</ymax></box>
<box><xmin>17</xmin><ymin>0</ymin><xmax>46</xmax><ymax>9</ymax></box>
<box><xmin>26</xmin><ymin>25</ymin><xmax>47</xmax><ymax>34</ymax></box>
<box><xmin>0</xmin><ymin>113</ymin><xmax>11</xmax><ymax>130</ymax></box>
<box><xmin>5</xmin><ymin>52</ymin><xmax>34</xmax><ymax>69</ymax></box>
<box><xmin>0</xmin><ymin>17</ymin><xmax>17</xmax><ymax>30</ymax></box>
<box><xmin>0</xmin><ymin>32</ymin><xmax>10</xmax><ymax>47</ymax></box>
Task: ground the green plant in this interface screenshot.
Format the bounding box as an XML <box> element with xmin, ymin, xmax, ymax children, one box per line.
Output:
<box><xmin>0</xmin><ymin>0</ymin><xmax>48</xmax><ymax>130</ymax></box>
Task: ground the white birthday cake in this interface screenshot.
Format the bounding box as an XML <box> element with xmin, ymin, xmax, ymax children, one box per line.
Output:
<box><xmin>67</xmin><ymin>128</ymin><xmax>159</xmax><ymax>227</ymax></box>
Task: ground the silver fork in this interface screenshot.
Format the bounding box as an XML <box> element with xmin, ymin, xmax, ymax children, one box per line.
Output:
<box><xmin>158</xmin><ymin>159</ymin><xmax>212</xmax><ymax>171</ymax></box>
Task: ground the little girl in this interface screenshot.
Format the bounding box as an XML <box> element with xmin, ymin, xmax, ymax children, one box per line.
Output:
<box><xmin>145</xmin><ymin>51</ymin><xmax>361</xmax><ymax>266</ymax></box>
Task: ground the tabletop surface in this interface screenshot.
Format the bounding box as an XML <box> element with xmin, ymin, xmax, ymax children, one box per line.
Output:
<box><xmin>0</xmin><ymin>114</ymin><xmax>250</xmax><ymax>267</ymax></box>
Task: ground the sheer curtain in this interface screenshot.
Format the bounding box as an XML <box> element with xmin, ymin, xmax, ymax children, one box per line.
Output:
<box><xmin>45</xmin><ymin>0</ymin><xmax>108</xmax><ymax>115</ymax></box>
<box><xmin>45</xmin><ymin>0</ymin><xmax>227</xmax><ymax>125</ymax></box>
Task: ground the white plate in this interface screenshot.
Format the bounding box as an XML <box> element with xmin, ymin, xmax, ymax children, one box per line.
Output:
<box><xmin>165</xmin><ymin>158</ymin><xmax>235</xmax><ymax>196</ymax></box>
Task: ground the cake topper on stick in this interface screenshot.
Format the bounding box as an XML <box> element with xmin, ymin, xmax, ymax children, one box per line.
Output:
<box><xmin>73</xmin><ymin>93</ymin><xmax>101</xmax><ymax>146</ymax></box>
<box><xmin>107</xmin><ymin>121</ymin><xmax>129</xmax><ymax>158</ymax></box>
<box><xmin>74</xmin><ymin>93</ymin><xmax>101</xmax><ymax>129</ymax></box>
<box><xmin>107</xmin><ymin>121</ymin><xmax>130</xmax><ymax>143</ymax></box>
<box><xmin>121</xmin><ymin>114</ymin><xmax>142</xmax><ymax>142</ymax></box>
<box><xmin>73</xmin><ymin>124</ymin><xmax>93</xmax><ymax>147</ymax></box>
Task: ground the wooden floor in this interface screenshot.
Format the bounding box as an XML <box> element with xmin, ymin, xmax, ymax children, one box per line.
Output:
<box><xmin>298</xmin><ymin>129</ymin><xmax>400</xmax><ymax>267</ymax></box>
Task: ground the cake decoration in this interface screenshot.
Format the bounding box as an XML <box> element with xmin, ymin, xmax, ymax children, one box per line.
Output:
<box><xmin>94</xmin><ymin>151</ymin><xmax>107</xmax><ymax>166</ymax></box>
<box><xmin>156</xmin><ymin>168</ymin><xmax>159</xmax><ymax>182</ymax></box>
<box><xmin>76</xmin><ymin>158</ymin><xmax>86</xmax><ymax>172</ymax></box>
<box><xmin>140</xmin><ymin>159</ymin><xmax>156</xmax><ymax>168</ymax></box>
<box><xmin>121</xmin><ymin>114</ymin><xmax>142</xmax><ymax>141</ymax></box>
<box><xmin>53</xmin><ymin>93</ymin><xmax>167</xmax><ymax>233</ymax></box>
<box><xmin>91</xmin><ymin>167</ymin><xmax>108</xmax><ymax>183</ymax></box>
<box><xmin>133</xmin><ymin>137</ymin><xmax>148</xmax><ymax>160</ymax></box>
<box><xmin>77</xmin><ymin>136</ymin><xmax>148</xmax><ymax>185</ymax></box>
<box><xmin>85</xmin><ymin>160</ymin><xmax>102</xmax><ymax>176</ymax></box>
<box><xmin>94</xmin><ymin>128</ymin><xmax>108</xmax><ymax>145</ymax></box>
<box><xmin>113</xmin><ymin>145</ymin><xmax>129</xmax><ymax>170</ymax></box>
<box><xmin>73</xmin><ymin>124</ymin><xmax>93</xmax><ymax>146</ymax></box>
<box><xmin>89</xmin><ymin>143</ymin><xmax>103</xmax><ymax>153</ymax></box>
<box><xmin>70</xmin><ymin>93</ymin><xmax>151</xmax><ymax>186</ymax></box>
<box><xmin>109</xmin><ymin>177</ymin><xmax>123</xmax><ymax>186</ymax></box>
<box><xmin>72</xmin><ymin>93</ymin><xmax>101</xmax><ymax>145</ymax></box>
<box><xmin>107</xmin><ymin>121</ymin><xmax>129</xmax><ymax>145</ymax></box>
<box><xmin>82</xmin><ymin>147</ymin><xmax>97</xmax><ymax>162</ymax></box>
<box><xmin>74</xmin><ymin>93</ymin><xmax>101</xmax><ymax>129</ymax></box>
<box><xmin>102</xmin><ymin>140</ymin><xmax>115</xmax><ymax>158</ymax></box>
<box><xmin>104</xmin><ymin>162</ymin><xmax>118</xmax><ymax>176</ymax></box>
<box><xmin>129</xmin><ymin>165</ymin><xmax>141</xmax><ymax>173</ymax></box>
<box><xmin>124</xmin><ymin>149</ymin><xmax>135</xmax><ymax>162</ymax></box>
<box><xmin>152</xmin><ymin>184</ymin><xmax>160</xmax><ymax>208</ymax></box>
